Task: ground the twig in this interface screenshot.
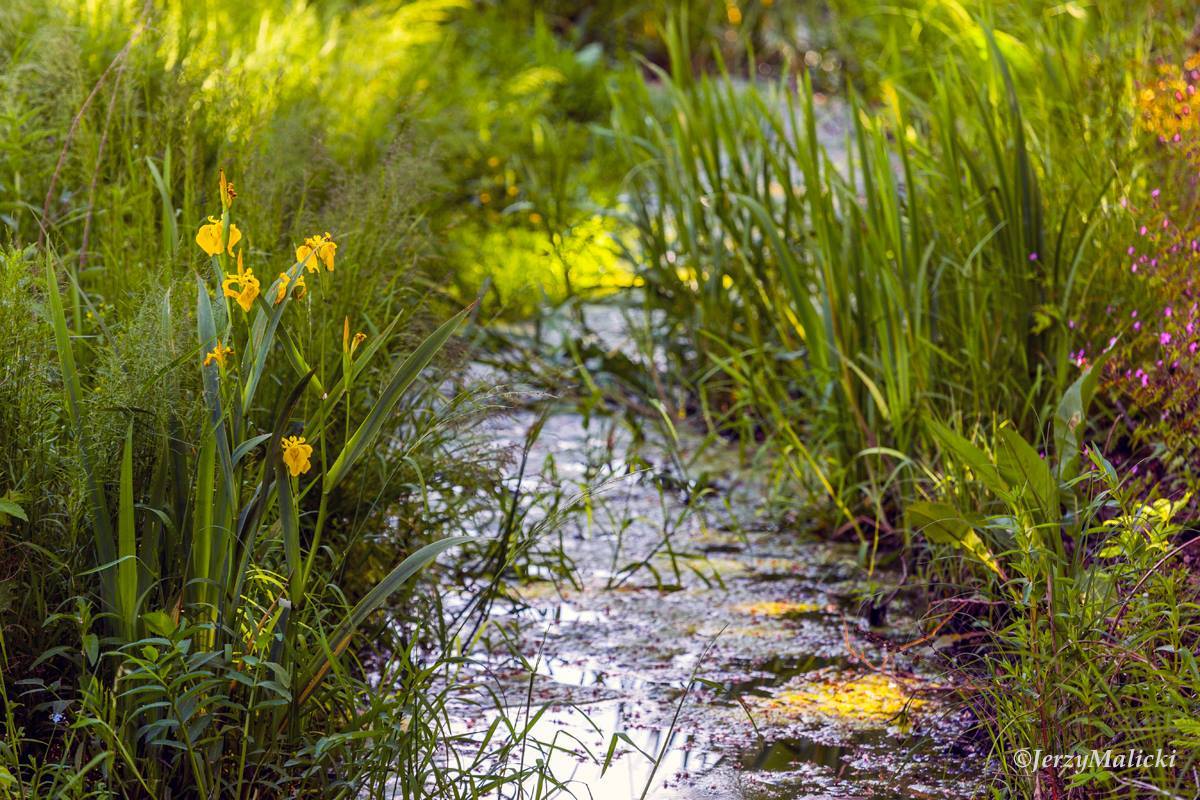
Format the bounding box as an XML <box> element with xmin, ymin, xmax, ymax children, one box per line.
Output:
<box><xmin>36</xmin><ymin>3</ymin><xmax>150</xmax><ymax>248</ymax></box>
<box><xmin>79</xmin><ymin>58</ymin><xmax>128</xmax><ymax>269</ymax></box>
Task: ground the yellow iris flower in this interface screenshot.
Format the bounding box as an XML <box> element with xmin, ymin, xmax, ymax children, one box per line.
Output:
<box><xmin>296</xmin><ymin>233</ymin><xmax>336</xmax><ymax>273</ymax></box>
<box><xmin>274</xmin><ymin>272</ymin><xmax>307</xmax><ymax>304</ymax></box>
<box><xmin>342</xmin><ymin>318</ymin><xmax>367</xmax><ymax>355</ymax></box>
<box><xmin>219</xmin><ymin>169</ymin><xmax>236</xmax><ymax>208</ymax></box>
<box><xmin>196</xmin><ymin>216</ymin><xmax>242</xmax><ymax>256</ymax></box>
<box><xmin>281</xmin><ymin>436</ymin><xmax>313</xmax><ymax>477</ymax></box>
<box><xmin>222</xmin><ymin>253</ymin><xmax>260</xmax><ymax>312</ymax></box>
<box><xmin>203</xmin><ymin>341</ymin><xmax>234</xmax><ymax>368</ymax></box>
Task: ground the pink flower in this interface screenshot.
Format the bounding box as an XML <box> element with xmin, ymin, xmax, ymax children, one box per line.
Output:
<box><xmin>1160</xmin><ymin>331</ymin><xmax>1172</xmax><ymax>345</ymax></box>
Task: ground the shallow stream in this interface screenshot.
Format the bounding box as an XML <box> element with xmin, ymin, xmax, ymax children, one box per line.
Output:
<box><xmin>427</xmin><ymin>305</ymin><xmax>989</xmax><ymax>799</ymax></box>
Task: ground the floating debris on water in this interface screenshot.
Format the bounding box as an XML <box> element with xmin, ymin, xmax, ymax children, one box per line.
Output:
<box><xmin>732</xmin><ymin>600</ymin><xmax>825</xmax><ymax>617</ymax></box>
<box><xmin>749</xmin><ymin>668</ymin><xmax>928</xmax><ymax>730</ymax></box>
<box><xmin>436</xmin><ymin>345</ymin><xmax>988</xmax><ymax>797</ymax></box>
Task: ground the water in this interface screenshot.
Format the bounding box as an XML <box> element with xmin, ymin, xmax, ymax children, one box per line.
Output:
<box><xmin>417</xmin><ymin>304</ymin><xmax>989</xmax><ymax>799</ymax></box>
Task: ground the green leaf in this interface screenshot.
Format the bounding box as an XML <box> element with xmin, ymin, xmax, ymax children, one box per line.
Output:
<box><xmin>82</xmin><ymin>633</ymin><xmax>99</xmax><ymax>666</ymax></box>
<box><xmin>277</xmin><ymin>458</ymin><xmax>301</xmax><ymax>608</ymax></box>
<box><xmin>927</xmin><ymin>419</ymin><xmax>1008</xmax><ymax>498</ymax></box>
<box><xmin>323</xmin><ymin>306</ymin><xmax>471</xmax><ymax>494</ymax></box>
<box><xmin>142</xmin><ymin>610</ymin><xmax>177</xmax><ymax>637</ymax></box>
<box><xmin>118</xmin><ymin>423</ymin><xmax>138</xmax><ymax>641</ymax></box>
<box><xmin>242</xmin><ymin>258</ymin><xmax>309</xmax><ymax>412</ymax></box>
<box><xmin>196</xmin><ymin>278</ymin><xmax>236</xmax><ymax>509</ymax></box>
<box><xmin>232</xmin><ymin>433</ymin><xmax>273</xmax><ymax>465</ymax></box>
<box><xmin>190</xmin><ymin>429</ymin><xmax>216</xmax><ymax>610</ymax></box>
<box><xmin>307</xmin><ymin>312</ymin><xmax>405</xmax><ymax>435</ymax></box>
<box><xmin>46</xmin><ymin>262</ymin><xmax>116</xmax><ymax>607</ymax></box>
<box><xmin>0</xmin><ymin>499</ymin><xmax>27</xmax><ymax>522</ymax></box>
<box><xmin>1054</xmin><ymin>352</ymin><xmax>1107</xmax><ymax>481</ymax></box>
<box><xmin>908</xmin><ymin>501</ymin><xmax>1004</xmax><ymax>579</ymax></box>
<box><xmin>296</xmin><ymin>535</ymin><xmax>471</xmax><ymax>706</ymax></box>
<box><xmin>995</xmin><ymin>427</ymin><xmax>1057</xmax><ymax>520</ymax></box>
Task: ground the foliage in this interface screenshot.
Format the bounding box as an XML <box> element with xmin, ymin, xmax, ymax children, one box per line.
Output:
<box><xmin>911</xmin><ymin>380</ymin><xmax>1200</xmax><ymax>799</ymax></box>
<box><xmin>609</xmin><ymin>16</ymin><xmax>1127</xmax><ymax>536</ymax></box>
<box><xmin>0</xmin><ymin>172</ymin><xmax>474</xmax><ymax>796</ymax></box>
<box><xmin>1080</xmin><ymin>50</ymin><xmax>1200</xmax><ymax>500</ymax></box>
<box><xmin>5</xmin><ymin>1</ymin><xmax>1200</xmax><ymax>798</ymax></box>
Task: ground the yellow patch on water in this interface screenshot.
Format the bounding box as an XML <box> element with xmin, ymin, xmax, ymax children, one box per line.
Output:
<box><xmin>509</xmin><ymin>581</ymin><xmax>563</xmax><ymax>602</ymax></box>
<box><xmin>732</xmin><ymin>600</ymin><xmax>821</xmax><ymax>617</ymax></box>
<box><xmin>650</xmin><ymin>553</ymin><xmax>750</xmax><ymax>579</ymax></box>
<box><xmin>759</xmin><ymin>672</ymin><xmax>925</xmax><ymax>726</ymax></box>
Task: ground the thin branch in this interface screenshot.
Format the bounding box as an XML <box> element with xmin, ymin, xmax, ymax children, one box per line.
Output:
<box><xmin>36</xmin><ymin>3</ymin><xmax>151</xmax><ymax>248</ymax></box>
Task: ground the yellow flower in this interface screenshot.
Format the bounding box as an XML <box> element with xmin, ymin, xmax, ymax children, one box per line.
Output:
<box><xmin>219</xmin><ymin>169</ymin><xmax>237</xmax><ymax>208</ymax></box>
<box><xmin>281</xmin><ymin>435</ymin><xmax>313</xmax><ymax>477</ymax></box>
<box><xmin>222</xmin><ymin>254</ymin><xmax>260</xmax><ymax>312</ymax></box>
<box><xmin>296</xmin><ymin>233</ymin><xmax>336</xmax><ymax>273</ymax></box>
<box><xmin>342</xmin><ymin>318</ymin><xmax>368</xmax><ymax>356</ymax></box>
<box><xmin>196</xmin><ymin>216</ymin><xmax>242</xmax><ymax>257</ymax></box>
<box><xmin>203</xmin><ymin>341</ymin><xmax>234</xmax><ymax>368</ymax></box>
<box><xmin>274</xmin><ymin>272</ymin><xmax>306</xmax><ymax>304</ymax></box>
<box><xmin>339</xmin><ymin>315</ymin><xmax>364</xmax><ymax>350</ymax></box>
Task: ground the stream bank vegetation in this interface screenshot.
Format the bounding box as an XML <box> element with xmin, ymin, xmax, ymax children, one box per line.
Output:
<box><xmin>2</xmin><ymin>1</ymin><xmax>1200</xmax><ymax>798</ymax></box>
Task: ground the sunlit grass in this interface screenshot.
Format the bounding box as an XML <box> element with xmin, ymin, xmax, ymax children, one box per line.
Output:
<box><xmin>454</xmin><ymin>214</ymin><xmax>637</xmax><ymax>313</ymax></box>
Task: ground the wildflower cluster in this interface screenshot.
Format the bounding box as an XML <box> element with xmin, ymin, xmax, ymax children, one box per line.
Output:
<box><xmin>1085</xmin><ymin>52</ymin><xmax>1200</xmax><ymax>484</ymax></box>
<box><xmin>194</xmin><ymin>171</ymin><xmax>353</xmax><ymax>478</ymax></box>
<box><xmin>1136</xmin><ymin>54</ymin><xmax>1200</xmax><ymax>147</ymax></box>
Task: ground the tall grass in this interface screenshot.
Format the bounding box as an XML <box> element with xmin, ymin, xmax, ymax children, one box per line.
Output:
<box><xmin>608</xmin><ymin>9</ymin><xmax>1142</xmax><ymax>541</ymax></box>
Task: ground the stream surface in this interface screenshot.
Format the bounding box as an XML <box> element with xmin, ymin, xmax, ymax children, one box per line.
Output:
<box><xmin>429</xmin><ymin>305</ymin><xmax>990</xmax><ymax>799</ymax></box>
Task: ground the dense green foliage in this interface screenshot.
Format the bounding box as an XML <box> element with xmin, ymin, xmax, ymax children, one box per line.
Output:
<box><xmin>3</xmin><ymin>1</ymin><xmax>1200</xmax><ymax>798</ymax></box>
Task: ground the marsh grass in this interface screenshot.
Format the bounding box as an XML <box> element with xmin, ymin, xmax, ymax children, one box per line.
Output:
<box><xmin>608</xmin><ymin>12</ymin><xmax>1140</xmax><ymax>541</ymax></box>
<box><xmin>6</xmin><ymin>2</ymin><xmax>1200</xmax><ymax>798</ymax></box>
